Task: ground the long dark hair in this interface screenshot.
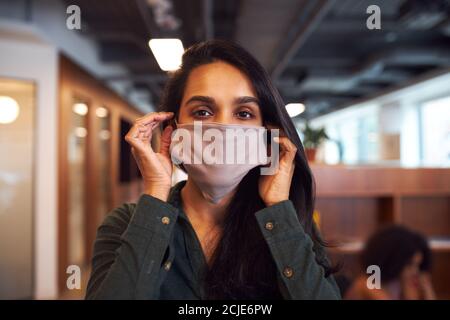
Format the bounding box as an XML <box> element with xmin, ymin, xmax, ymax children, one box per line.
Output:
<box><xmin>159</xmin><ymin>39</ymin><xmax>334</xmax><ymax>299</ymax></box>
<box><xmin>361</xmin><ymin>225</ymin><xmax>431</xmax><ymax>284</ymax></box>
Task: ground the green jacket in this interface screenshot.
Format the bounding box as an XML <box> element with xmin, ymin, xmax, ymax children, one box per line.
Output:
<box><xmin>86</xmin><ymin>181</ymin><xmax>341</xmax><ymax>300</ymax></box>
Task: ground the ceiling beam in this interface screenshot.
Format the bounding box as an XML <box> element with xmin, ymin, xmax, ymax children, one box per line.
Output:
<box><xmin>270</xmin><ymin>0</ymin><xmax>336</xmax><ymax>80</ymax></box>
<box><xmin>84</xmin><ymin>31</ymin><xmax>150</xmax><ymax>53</ymax></box>
<box><xmin>316</xmin><ymin>18</ymin><xmax>399</xmax><ymax>33</ymax></box>
<box><xmin>203</xmin><ymin>0</ymin><xmax>214</xmax><ymax>39</ymax></box>
<box><xmin>135</xmin><ymin>0</ymin><xmax>161</xmax><ymax>38</ymax></box>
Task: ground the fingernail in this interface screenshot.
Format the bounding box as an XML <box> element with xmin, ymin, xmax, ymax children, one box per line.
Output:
<box><xmin>273</xmin><ymin>137</ymin><xmax>280</xmax><ymax>143</ymax></box>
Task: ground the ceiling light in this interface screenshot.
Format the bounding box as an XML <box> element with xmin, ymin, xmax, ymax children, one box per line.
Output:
<box><xmin>73</xmin><ymin>103</ymin><xmax>88</xmax><ymax>116</ymax></box>
<box><xmin>0</xmin><ymin>96</ymin><xmax>20</xmax><ymax>124</ymax></box>
<box><xmin>285</xmin><ymin>103</ymin><xmax>305</xmax><ymax>117</ymax></box>
<box><xmin>149</xmin><ymin>38</ymin><xmax>184</xmax><ymax>71</ymax></box>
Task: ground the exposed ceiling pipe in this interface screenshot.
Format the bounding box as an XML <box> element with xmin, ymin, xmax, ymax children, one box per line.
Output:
<box><xmin>270</xmin><ymin>0</ymin><xmax>336</xmax><ymax>80</ymax></box>
<box><xmin>146</xmin><ymin>0</ymin><xmax>181</xmax><ymax>31</ymax></box>
<box><xmin>399</xmin><ymin>0</ymin><xmax>450</xmax><ymax>30</ymax></box>
<box><xmin>290</xmin><ymin>47</ymin><xmax>450</xmax><ymax>96</ymax></box>
<box><xmin>136</xmin><ymin>0</ymin><xmax>161</xmax><ymax>38</ymax></box>
<box><xmin>348</xmin><ymin>48</ymin><xmax>450</xmax><ymax>84</ymax></box>
<box><xmin>85</xmin><ymin>32</ymin><xmax>150</xmax><ymax>53</ymax></box>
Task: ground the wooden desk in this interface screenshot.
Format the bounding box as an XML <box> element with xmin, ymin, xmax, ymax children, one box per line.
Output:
<box><xmin>311</xmin><ymin>164</ymin><xmax>450</xmax><ymax>299</ymax></box>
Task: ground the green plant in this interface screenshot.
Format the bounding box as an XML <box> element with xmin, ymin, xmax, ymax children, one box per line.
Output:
<box><xmin>302</xmin><ymin>122</ymin><xmax>329</xmax><ymax>149</ymax></box>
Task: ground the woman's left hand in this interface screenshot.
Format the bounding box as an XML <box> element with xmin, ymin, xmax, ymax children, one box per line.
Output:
<box><xmin>258</xmin><ymin>135</ymin><xmax>297</xmax><ymax>207</ymax></box>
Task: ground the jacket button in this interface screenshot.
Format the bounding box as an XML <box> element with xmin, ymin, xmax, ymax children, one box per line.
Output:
<box><xmin>265</xmin><ymin>221</ymin><xmax>274</xmax><ymax>231</ymax></box>
<box><xmin>283</xmin><ymin>267</ymin><xmax>294</xmax><ymax>278</ymax></box>
<box><xmin>161</xmin><ymin>216</ymin><xmax>170</xmax><ymax>225</ymax></box>
<box><xmin>163</xmin><ymin>261</ymin><xmax>172</xmax><ymax>271</ymax></box>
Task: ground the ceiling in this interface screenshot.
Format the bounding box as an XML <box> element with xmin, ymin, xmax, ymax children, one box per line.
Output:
<box><xmin>63</xmin><ymin>0</ymin><xmax>450</xmax><ymax>119</ymax></box>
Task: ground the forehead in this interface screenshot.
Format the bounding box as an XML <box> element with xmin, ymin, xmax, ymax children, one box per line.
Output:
<box><xmin>182</xmin><ymin>61</ymin><xmax>257</xmax><ymax>101</ymax></box>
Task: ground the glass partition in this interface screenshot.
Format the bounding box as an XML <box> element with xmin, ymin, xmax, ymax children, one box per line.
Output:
<box><xmin>0</xmin><ymin>78</ymin><xmax>35</xmax><ymax>299</ymax></box>
<box><xmin>67</xmin><ymin>98</ymin><xmax>88</xmax><ymax>267</ymax></box>
<box><xmin>95</xmin><ymin>106</ymin><xmax>111</xmax><ymax>224</ymax></box>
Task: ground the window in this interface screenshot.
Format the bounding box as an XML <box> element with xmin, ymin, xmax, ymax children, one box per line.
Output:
<box><xmin>420</xmin><ymin>96</ymin><xmax>450</xmax><ymax>167</ymax></box>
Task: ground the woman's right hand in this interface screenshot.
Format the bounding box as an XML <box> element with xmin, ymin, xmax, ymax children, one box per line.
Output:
<box><xmin>418</xmin><ymin>272</ymin><xmax>436</xmax><ymax>300</ymax></box>
<box><xmin>125</xmin><ymin>111</ymin><xmax>175</xmax><ymax>201</ymax></box>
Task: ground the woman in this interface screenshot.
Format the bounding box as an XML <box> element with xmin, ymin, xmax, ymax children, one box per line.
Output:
<box><xmin>86</xmin><ymin>40</ymin><xmax>340</xmax><ymax>300</ymax></box>
<box><xmin>345</xmin><ymin>225</ymin><xmax>436</xmax><ymax>300</ymax></box>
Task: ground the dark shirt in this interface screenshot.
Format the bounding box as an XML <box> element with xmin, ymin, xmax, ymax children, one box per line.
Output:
<box><xmin>86</xmin><ymin>181</ymin><xmax>341</xmax><ymax>299</ymax></box>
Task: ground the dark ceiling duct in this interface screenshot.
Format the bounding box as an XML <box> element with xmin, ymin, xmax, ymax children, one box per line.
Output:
<box><xmin>399</xmin><ymin>0</ymin><xmax>450</xmax><ymax>30</ymax></box>
<box><xmin>57</xmin><ymin>0</ymin><xmax>450</xmax><ymax>118</ymax></box>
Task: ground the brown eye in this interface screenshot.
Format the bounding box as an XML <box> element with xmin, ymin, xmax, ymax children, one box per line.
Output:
<box><xmin>236</xmin><ymin>110</ymin><xmax>254</xmax><ymax>119</ymax></box>
<box><xmin>193</xmin><ymin>108</ymin><xmax>213</xmax><ymax>118</ymax></box>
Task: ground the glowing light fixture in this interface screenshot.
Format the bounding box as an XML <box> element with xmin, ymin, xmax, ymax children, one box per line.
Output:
<box><xmin>0</xmin><ymin>96</ymin><xmax>20</xmax><ymax>124</ymax></box>
<box><xmin>99</xmin><ymin>129</ymin><xmax>111</xmax><ymax>140</ymax></box>
<box><xmin>95</xmin><ymin>107</ymin><xmax>109</xmax><ymax>118</ymax></box>
<box><xmin>285</xmin><ymin>103</ymin><xmax>305</xmax><ymax>117</ymax></box>
<box><xmin>74</xmin><ymin>127</ymin><xmax>87</xmax><ymax>138</ymax></box>
<box><xmin>73</xmin><ymin>103</ymin><xmax>88</xmax><ymax>116</ymax></box>
<box><xmin>149</xmin><ymin>38</ymin><xmax>184</xmax><ymax>71</ymax></box>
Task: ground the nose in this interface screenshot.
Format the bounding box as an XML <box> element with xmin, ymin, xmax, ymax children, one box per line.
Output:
<box><xmin>213</xmin><ymin>106</ymin><xmax>234</xmax><ymax>124</ymax></box>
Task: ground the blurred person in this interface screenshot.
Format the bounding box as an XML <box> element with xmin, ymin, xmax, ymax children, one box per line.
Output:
<box><xmin>85</xmin><ymin>40</ymin><xmax>340</xmax><ymax>300</ymax></box>
<box><xmin>345</xmin><ymin>225</ymin><xmax>436</xmax><ymax>300</ymax></box>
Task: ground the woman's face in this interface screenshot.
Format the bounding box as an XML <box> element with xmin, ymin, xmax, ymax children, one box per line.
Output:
<box><xmin>178</xmin><ymin>61</ymin><xmax>263</xmax><ymax>126</ymax></box>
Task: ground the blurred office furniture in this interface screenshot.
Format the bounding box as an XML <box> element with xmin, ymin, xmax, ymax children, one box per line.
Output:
<box><xmin>58</xmin><ymin>55</ymin><xmax>143</xmax><ymax>294</ymax></box>
<box><xmin>312</xmin><ymin>164</ymin><xmax>450</xmax><ymax>298</ymax></box>
<box><xmin>0</xmin><ymin>78</ymin><xmax>35</xmax><ymax>299</ymax></box>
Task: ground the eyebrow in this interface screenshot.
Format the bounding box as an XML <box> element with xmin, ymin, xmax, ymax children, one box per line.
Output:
<box><xmin>235</xmin><ymin>96</ymin><xmax>260</xmax><ymax>105</ymax></box>
<box><xmin>185</xmin><ymin>95</ymin><xmax>260</xmax><ymax>106</ymax></box>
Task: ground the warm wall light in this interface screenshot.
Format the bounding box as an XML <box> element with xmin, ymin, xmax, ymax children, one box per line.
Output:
<box><xmin>99</xmin><ymin>129</ymin><xmax>111</xmax><ymax>140</ymax></box>
<box><xmin>285</xmin><ymin>103</ymin><xmax>305</xmax><ymax>117</ymax></box>
<box><xmin>149</xmin><ymin>38</ymin><xmax>184</xmax><ymax>71</ymax></box>
<box><xmin>73</xmin><ymin>103</ymin><xmax>88</xmax><ymax>116</ymax></box>
<box><xmin>95</xmin><ymin>107</ymin><xmax>109</xmax><ymax>118</ymax></box>
<box><xmin>74</xmin><ymin>127</ymin><xmax>87</xmax><ymax>138</ymax></box>
<box><xmin>0</xmin><ymin>96</ymin><xmax>20</xmax><ymax>124</ymax></box>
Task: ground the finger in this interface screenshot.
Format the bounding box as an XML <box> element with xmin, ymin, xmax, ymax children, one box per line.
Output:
<box><xmin>274</xmin><ymin>136</ymin><xmax>297</xmax><ymax>165</ymax></box>
<box><xmin>125</xmin><ymin>123</ymin><xmax>142</xmax><ymax>142</ymax></box>
<box><xmin>126</xmin><ymin>124</ymin><xmax>154</xmax><ymax>154</ymax></box>
<box><xmin>136</xmin><ymin>111</ymin><xmax>174</xmax><ymax>126</ymax></box>
<box><xmin>138</xmin><ymin>125</ymin><xmax>152</xmax><ymax>143</ymax></box>
<box><xmin>127</xmin><ymin>111</ymin><xmax>164</xmax><ymax>141</ymax></box>
<box><xmin>273</xmin><ymin>136</ymin><xmax>296</xmax><ymax>153</ymax></box>
<box><xmin>159</xmin><ymin>125</ymin><xmax>174</xmax><ymax>158</ymax></box>
<box><xmin>126</xmin><ymin>123</ymin><xmax>150</xmax><ymax>143</ymax></box>
<box><xmin>142</xmin><ymin>125</ymin><xmax>152</xmax><ymax>139</ymax></box>
<box><xmin>135</xmin><ymin>111</ymin><xmax>171</xmax><ymax>122</ymax></box>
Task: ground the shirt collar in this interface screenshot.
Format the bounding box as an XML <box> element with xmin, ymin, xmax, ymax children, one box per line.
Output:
<box><xmin>167</xmin><ymin>180</ymin><xmax>189</xmax><ymax>222</ymax></box>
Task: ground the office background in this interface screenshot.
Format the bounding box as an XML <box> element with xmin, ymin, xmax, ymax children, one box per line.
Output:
<box><xmin>0</xmin><ymin>0</ymin><xmax>449</xmax><ymax>299</ymax></box>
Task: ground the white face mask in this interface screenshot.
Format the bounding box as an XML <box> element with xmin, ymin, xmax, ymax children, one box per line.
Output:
<box><xmin>170</xmin><ymin>121</ymin><xmax>269</xmax><ymax>203</ymax></box>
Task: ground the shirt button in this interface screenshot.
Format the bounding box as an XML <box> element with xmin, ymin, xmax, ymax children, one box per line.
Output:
<box><xmin>283</xmin><ymin>267</ymin><xmax>294</xmax><ymax>278</ymax></box>
<box><xmin>163</xmin><ymin>261</ymin><xmax>172</xmax><ymax>271</ymax></box>
<box><xmin>161</xmin><ymin>216</ymin><xmax>170</xmax><ymax>225</ymax></box>
<box><xmin>265</xmin><ymin>221</ymin><xmax>274</xmax><ymax>231</ymax></box>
